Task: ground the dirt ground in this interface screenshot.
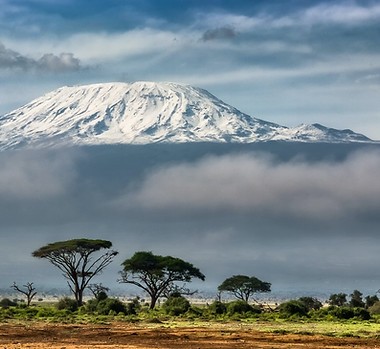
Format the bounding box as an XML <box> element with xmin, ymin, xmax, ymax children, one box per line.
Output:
<box><xmin>1</xmin><ymin>322</ymin><xmax>380</xmax><ymax>349</ymax></box>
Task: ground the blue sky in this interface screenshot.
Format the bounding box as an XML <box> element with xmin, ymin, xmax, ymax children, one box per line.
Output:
<box><xmin>1</xmin><ymin>0</ymin><xmax>380</xmax><ymax>138</ymax></box>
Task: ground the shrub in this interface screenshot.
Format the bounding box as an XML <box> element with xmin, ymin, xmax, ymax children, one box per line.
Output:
<box><xmin>97</xmin><ymin>291</ymin><xmax>108</xmax><ymax>301</ymax></box>
<box><xmin>56</xmin><ymin>297</ymin><xmax>78</xmax><ymax>312</ymax></box>
<box><xmin>126</xmin><ymin>298</ymin><xmax>141</xmax><ymax>315</ymax></box>
<box><xmin>324</xmin><ymin>306</ymin><xmax>369</xmax><ymax>320</ymax></box>
<box><xmin>334</xmin><ymin>306</ymin><xmax>355</xmax><ymax>319</ymax></box>
<box><xmin>227</xmin><ymin>300</ymin><xmax>259</xmax><ymax>315</ymax></box>
<box><xmin>84</xmin><ymin>298</ymin><xmax>99</xmax><ymax>313</ymax></box>
<box><xmin>186</xmin><ymin>306</ymin><xmax>203</xmax><ymax>318</ymax></box>
<box><xmin>365</xmin><ymin>295</ymin><xmax>379</xmax><ymax>308</ymax></box>
<box><xmin>36</xmin><ymin>306</ymin><xmax>59</xmax><ymax>318</ymax></box>
<box><xmin>96</xmin><ymin>298</ymin><xmax>127</xmax><ymax>315</ymax></box>
<box><xmin>353</xmin><ymin>307</ymin><xmax>371</xmax><ymax>320</ymax></box>
<box><xmin>0</xmin><ymin>298</ymin><xmax>17</xmax><ymax>308</ymax></box>
<box><xmin>208</xmin><ymin>301</ymin><xmax>227</xmax><ymax>315</ymax></box>
<box><xmin>298</xmin><ymin>297</ymin><xmax>322</xmax><ymax>311</ymax></box>
<box><xmin>369</xmin><ymin>301</ymin><xmax>380</xmax><ymax>315</ymax></box>
<box><xmin>279</xmin><ymin>300</ymin><xmax>308</xmax><ymax>317</ymax></box>
<box><xmin>162</xmin><ymin>295</ymin><xmax>190</xmax><ymax>316</ymax></box>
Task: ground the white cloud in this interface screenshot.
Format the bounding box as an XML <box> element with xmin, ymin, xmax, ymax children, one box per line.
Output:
<box><xmin>60</xmin><ymin>29</ymin><xmax>184</xmax><ymax>62</ymax></box>
<box><xmin>0</xmin><ymin>150</ymin><xmax>76</xmax><ymax>199</ymax></box>
<box><xmin>122</xmin><ymin>150</ymin><xmax>380</xmax><ymax>221</ymax></box>
<box><xmin>201</xmin><ymin>3</ymin><xmax>380</xmax><ymax>31</ymax></box>
<box><xmin>302</xmin><ymin>3</ymin><xmax>380</xmax><ymax>25</ymax></box>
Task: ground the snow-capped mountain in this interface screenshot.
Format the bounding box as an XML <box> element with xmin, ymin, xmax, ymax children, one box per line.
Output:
<box><xmin>0</xmin><ymin>81</ymin><xmax>372</xmax><ymax>150</ymax></box>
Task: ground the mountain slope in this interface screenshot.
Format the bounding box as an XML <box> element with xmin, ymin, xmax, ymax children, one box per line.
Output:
<box><xmin>0</xmin><ymin>81</ymin><xmax>372</xmax><ymax>149</ymax></box>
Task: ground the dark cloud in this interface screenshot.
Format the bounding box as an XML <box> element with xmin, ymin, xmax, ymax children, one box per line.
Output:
<box><xmin>201</xmin><ymin>27</ymin><xmax>237</xmax><ymax>41</ymax></box>
<box><xmin>0</xmin><ymin>42</ymin><xmax>83</xmax><ymax>73</ymax></box>
<box><xmin>0</xmin><ymin>42</ymin><xmax>34</xmax><ymax>71</ymax></box>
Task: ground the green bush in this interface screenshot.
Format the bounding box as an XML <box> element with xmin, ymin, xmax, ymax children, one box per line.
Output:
<box><xmin>84</xmin><ymin>298</ymin><xmax>99</xmax><ymax>313</ymax></box>
<box><xmin>208</xmin><ymin>301</ymin><xmax>227</xmax><ymax>315</ymax></box>
<box><xmin>0</xmin><ymin>298</ymin><xmax>17</xmax><ymax>308</ymax></box>
<box><xmin>97</xmin><ymin>291</ymin><xmax>108</xmax><ymax>301</ymax></box>
<box><xmin>96</xmin><ymin>298</ymin><xmax>127</xmax><ymax>315</ymax></box>
<box><xmin>298</xmin><ymin>297</ymin><xmax>322</xmax><ymax>311</ymax></box>
<box><xmin>334</xmin><ymin>306</ymin><xmax>355</xmax><ymax>319</ymax></box>
<box><xmin>56</xmin><ymin>297</ymin><xmax>78</xmax><ymax>312</ymax></box>
<box><xmin>369</xmin><ymin>301</ymin><xmax>380</xmax><ymax>315</ymax></box>
<box><xmin>186</xmin><ymin>306</ymin><xmax>203</xmax><ymax>318</ymax></box>
<box><xmin>279</xmin><ymin>300</ymin><xmax>308</xmax><ymax>317</ymax></box>
<box><xmin>126</xmin><ymin>298</ymin><xmax>141</xmax><ymax>315</ymax></box>
<box><xmin>162</xmin><ymin>295</ymin><xmax>190</xmax><ymax>316</ymax></box>
<box><xmin>313</xmin><ymin>306</ymin><xmax>371</xmax><ymax>320</ymax></box>
<box><xmin>36</xmin><ymin>306</ymin><xmax>59</xmax><ymax>318</ymax></box>
<box><xmin>352</xmin><ymin>307</ymin><xmax>371</xmax><ymax>320</ymax></box>
<box><xmin>227</xmin><ymin>300</ymin><xmax>260</xmax><ymax>315</ymax></box>
<box><xmin>365</xmin><ymin>295</ymin><xmax>379</xmax><ymax>308</ymax></box>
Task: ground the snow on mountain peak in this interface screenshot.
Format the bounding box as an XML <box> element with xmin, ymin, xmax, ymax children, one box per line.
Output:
<box><xmin>0</xmin><ymin>81</ymin><xmax>373</xmax><ymax>150</ymax></box>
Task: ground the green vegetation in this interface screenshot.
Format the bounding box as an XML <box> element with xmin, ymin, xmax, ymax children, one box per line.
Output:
<box><xmin>1</xmin><ymin>293</ymin><xmax>380</xmax><ymax>338</ymax></box>
<box><xmin>162</xmin><ymin>293</ymin><xmax>190</xmax><ymax>315</ymax></box>
<box><xmin>2</xmin><ymin>237</ymin><xmax>380</xmax><ymax>340</ymax></box>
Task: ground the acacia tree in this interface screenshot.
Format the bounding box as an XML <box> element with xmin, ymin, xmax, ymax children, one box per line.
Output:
<box><xmin>11</xmin><ymin>282</ymin><xmax>37</xmax><ymax>306</ymax></box>
<box><xmin>218</xmin><ymin>275</ymin><xmax>271</xmax><ymax>303</ymax></box>
<box><xmin>119</xmin><ymin>251</ymin><xmax>205</xmax><ymax>309</ymax></box>
<box><xmin>32</xmin><ymin>239</ymin><xmax>118</xmax><ymax>306</ymax></box>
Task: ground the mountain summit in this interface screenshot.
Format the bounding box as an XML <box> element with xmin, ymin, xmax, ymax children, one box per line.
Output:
<box><xmin>0</xmin><ymin>81</ymin><xmax>372</xmax><ymax>149</ymax></box>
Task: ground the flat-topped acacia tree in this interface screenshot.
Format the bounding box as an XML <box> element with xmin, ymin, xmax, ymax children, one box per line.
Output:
<box><xmin>32</xmin><ymin>239</ymin><xmax>118</xmax><ymax>306</ymax></box>
<box><xmin>218</xmin><ymin>275</ymin><xmax>271</xmax><ymax>303</ymax></box>
<box><xmin>120</xmin><ymin>251</ymin><xmax>205</xmax><ymax>309</ymax></box>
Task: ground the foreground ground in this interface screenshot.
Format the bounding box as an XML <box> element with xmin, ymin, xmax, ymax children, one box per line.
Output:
<box><xmin>1</xmin><ymin>322</ymin><xmax>380</xmax><ymax>348</ymax></box>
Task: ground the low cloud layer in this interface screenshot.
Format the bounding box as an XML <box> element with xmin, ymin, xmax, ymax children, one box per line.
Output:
<box><xmin>124</xmin><ymin>150</ymin><xmax>380</xmax><ymax>222</ymax></box>
<box><xmin>0</xmin><ymin>145</ymin><xmax>380</xmax><ymax>293</ymax></box>
<box><xmin>0</xmin><ymin>42</ymin><xmax>83</xmax><ymax>73</ymax></box>
<box><xmin>0</xmin><ymin>150</ymin><xmax>77</xmax><ymax>200</ymax></box>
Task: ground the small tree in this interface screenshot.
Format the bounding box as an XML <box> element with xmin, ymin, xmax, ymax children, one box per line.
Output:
<box><xmin>11</xmin><ymin>282</ymin><xmax>37</xmax><ymax>306</ymax></box>
<box><xmin>218</xmin><ymin>275</ymin><xmax>271</xmax><ymax>303</ymax></box>
<box><xmin>328</xmin><ymin>293</ymin><xmax>347</xmax><ymax>307</ymax></box>
<box><xmin>365</xmin><ymin>295</ymin><xmax>379</xmax><ymax>308</ymax></box>
<box><xmin>349</xmin><ymin>290</ymin><xmax>365</xmax><ymax>308</ymax></box>
<box><xmin>32</xmin><ymin>238</ymin><xmax>118</xmax><ymax>306</ymax></box>
<box><xmin>120</xmin><ymin>251</ymin><xmax>205</xmax><ymax>309</ymax></box>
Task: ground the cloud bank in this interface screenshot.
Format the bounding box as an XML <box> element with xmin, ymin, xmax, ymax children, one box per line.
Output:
<box><xmin>0</xmin><ymin>42</ymin><xmax>83</xmax><ymax>73</ymax></box>
<box><xmin>124</xmin><ymin>150</ymin><xmax>380</xmax><ymax>222</ymax></box>
<box><xmin>0</xmin><ymin>150</ymin><xmax>76</xmax><ymax>200</ymax></box>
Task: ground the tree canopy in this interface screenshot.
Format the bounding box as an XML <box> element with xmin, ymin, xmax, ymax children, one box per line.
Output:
<box><xmin>218</xmin><ymin>275</ymin><xmax>271</xmax><ymax>302</ymax></box>
<box><xmin>120</xmin><ymin>251</ymin><xmax>205</xmax><ymax>309</ymax></box>
<box><xmin>32</xmin><ymin>238</ymin><xmax>118</xmax><ymax>306</ymax></box>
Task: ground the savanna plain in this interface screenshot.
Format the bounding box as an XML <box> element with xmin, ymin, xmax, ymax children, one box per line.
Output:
<box><xmin>2</xmin><ymin>301</ymin><xmax>380</xmax><ymax>349</ymax></box>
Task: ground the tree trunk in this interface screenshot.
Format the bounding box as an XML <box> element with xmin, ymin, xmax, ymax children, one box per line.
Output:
<box><xmin>150</xmin><ymin>295</ymin><xmax>157</xmax><ymax>309</ymax></box>
<box><xmin>77</xmin><ymin>289</ymin><xmax>84</xmax><ymax>306</ymax></box>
